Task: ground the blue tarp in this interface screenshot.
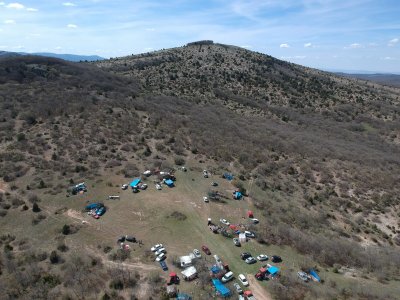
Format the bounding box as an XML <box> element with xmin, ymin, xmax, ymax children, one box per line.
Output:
<box><xmin>309</xmin><ymin>269</ymin><xmax>321</xmax><ymax>282</ymax></box>
<box><xmin>176</xmin><ymin>294</ymin><xmax>192</xmax><ymax>300</ymax></box>
<box><xmin>268</xmin><ymin>266</ymin><xmax>280</xmax><ymax>276</ymax></box>
<box><xmin>233</xmin><ymin>191</ymin><xmax>242</xmax><ymax>199</ymax></box>
<box><xmin>224</xmin><ymin>173</ymin><xmax>234</xmax><ymax>181</ymax></box>
<box><xmin>130</xmin><ymin>178</ymin><xmax>141</xmax><ymax>188</ymax></box>
<box><xmin>165</xmin><ymin>179</ymin><xmax>174</xmax><ymax>187</ymax></box>
<box><xmin>212</xmin><ymin>278</ymin><xmax>231</xmax><ymax>297</ymax></box>
<box><xmin>210</xmin><ymin>265</ymin><xmax>221</xmax><ymax>274</ymax></box>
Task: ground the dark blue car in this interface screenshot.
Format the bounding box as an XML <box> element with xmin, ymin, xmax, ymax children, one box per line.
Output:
<box><xmin>95</xmin><ymin>206</ymin><xmax>106</xmax><ymax>216</ymax></box>
<box><xmin>159</xmin><ymin>260</ymin><xmax>168</xmax><ymax>271</ymax></box>
<box><xmin>85</xmin><ymin>203</ymin><xmax>103</xmax><ymax>211</ymax></box>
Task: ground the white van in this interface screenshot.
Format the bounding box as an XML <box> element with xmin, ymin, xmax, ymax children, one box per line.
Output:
<box><xmin>221</xmin><ymin>271</ymin><xmax>234</xmax><ymax>283</ymax></box>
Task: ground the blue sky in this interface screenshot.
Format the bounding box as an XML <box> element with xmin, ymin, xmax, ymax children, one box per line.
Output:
<box><xmin>0</xmin><ymin>0</ymin><xmax>399</xmax><ymax>72</ymax></box>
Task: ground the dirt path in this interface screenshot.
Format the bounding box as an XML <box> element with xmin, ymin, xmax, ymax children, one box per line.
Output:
<box><xmin>105</xmin><ymin>260</ymin><xmax>158</xmax><ymax>272</ymax></box>
<box><xmin>247</xmin><ymin>275</ymin><xmax>273</xmax><ymax>300</ymax></box>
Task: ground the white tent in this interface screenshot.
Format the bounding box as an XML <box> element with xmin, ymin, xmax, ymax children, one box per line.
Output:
<box><xmin>180</xmin><ymin>255</ymin><xmax>192</xmax><ymax>268</ymax></box>
<box><xmin>239</xmin><ymin>233</ymin><xmax>247</xmax><ymax>243</ymax></box>
<box><xmin>181</xmin><ymin>266</ymin><xmax>197</xmax><ymax>280</ymax></box>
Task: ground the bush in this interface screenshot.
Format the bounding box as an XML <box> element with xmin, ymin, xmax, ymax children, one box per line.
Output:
<box><xmin>62</xmin><ymin>225</ymin><xmax>71</xmax><ymax>235</ymax></box>
<box><xmin>49</xmin><ymin>250</ymin><xmax>60</xmax><ymax>264</ymax></box>
<box><xmin>174</xmin><ymin>156</ymin><xmax>185</xmax><ymax>166</ymax></box>
<box><xmin>32</xmin><ymin>203</ymin><xmax>41</xmax><ymax>212</ymax></box>
<box><xmin>109</xmin><ymin>278</ymin><xmax>124</xmax><ymax>290</ymax></box>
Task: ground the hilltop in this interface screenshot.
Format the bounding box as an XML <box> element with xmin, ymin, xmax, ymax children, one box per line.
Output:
<box><xmin>0</xmin><ymin>43</ymin><xmax>399</xmax><ymax>299</ymax></box>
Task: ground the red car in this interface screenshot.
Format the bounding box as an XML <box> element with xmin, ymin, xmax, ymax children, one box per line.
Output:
<box><xmin>201</xmin><ymin>245</ymin><xmax>211</xmax><ymax>255</ymax></box>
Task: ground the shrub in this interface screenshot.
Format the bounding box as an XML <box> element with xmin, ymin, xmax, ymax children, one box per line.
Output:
<box><xmin>174</xmin><ymin>156</ymin><xmax>185</xmax><ymax>166</ymax></box>
<box><xmin>62</xmin><ymin>225</ymin><xmax>71</xmax><ymax>235</ymax></box>
<box><xmin>32</xmin><ymin>203</ymin><xmax>41</xmax><ymax>212</ymax></box>
<box><xmin>49</xmin><ymin>250</ymin><xmax>60</xmax><ymax>264</ymax></box>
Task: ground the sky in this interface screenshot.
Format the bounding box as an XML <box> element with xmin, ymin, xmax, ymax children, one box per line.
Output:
<box><xmin>0</xmin><ymin>0</ymin><xmax>399</xmax><ymax>73</ymax></box>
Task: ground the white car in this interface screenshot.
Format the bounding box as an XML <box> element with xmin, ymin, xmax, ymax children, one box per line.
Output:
<box><xmin>155</xmin><ymin>183</ymin><xmax>162</xmax><ymax>190</ymax></box>
<box><xmin>214</xmin><ymin>254</ymin><xmax>222</xmax><ymax>264</ymax></box>
<box><xmin>244</xmin><ymin>231</ymin><xmax>255</xmax><ymax>238</ymax></box>
<box><xmin>221</xmin><ymin>271</ymin><xmax>234</xmax><ymax>283</ymax></box>
<box><xmin>121</xmin><ymin>184</ymin><xmax>128</xmax><ymax>190</ymax></box>
<box><xmin>233</xmin><ymin>282</ymin><xmax>243</xmax><ymax>294</ymax></box>
<box><xmin>257</xmin><ymin>254</ymin><xmax>268</xmax><ymax>261</ymax></box>
<box><xmin>219</xmin><ymin>218</ymin><xmax>230</xmax><ymax>226</ymax></box>
<box><xmin>156</xmin><ymin>253</ymin><xmax>166</xmax><ymax>262</ymax></box>
<box><xmin>203</xmin><ymin>196</ymin><xmax>209</xmax><ymax>203</ymax></box>
<box><xmin>238</xmin><ymin>274</ymin><xmax>249</xmax><ymax>286</ymax></box>
<box><xmin>155</xmin><ymin>248</ymin><xmax>166</xmax><ymax>256</ymax></box>
<box><xmin>193</xmin><ymin>249</ymin><xmax>201</xmax><ymax>258</ymax></box>
<box><xmin>151</xmin><ymin>244</ymin><xmax>163</xmax><ymax>252</ymax></box>
<box><xmin>251</xmin><ymin>218</ymin><xmax>259</xmax><ymax>224</ymax></box>
<box><xmin>298</xmin><ymin>271</ymin><xmax>311</xmax><ymax>282</ymax></box>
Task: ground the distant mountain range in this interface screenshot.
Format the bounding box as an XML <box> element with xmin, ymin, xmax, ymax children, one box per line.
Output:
<box><xmin>336</xmin><ymin>72</ymin><xmax>400</xmax><ymax>88</ymax></box>
<box><xmin>0</xmin><ymin>50</ymin><xmax>104</xmax><ymax>62</ymax></box>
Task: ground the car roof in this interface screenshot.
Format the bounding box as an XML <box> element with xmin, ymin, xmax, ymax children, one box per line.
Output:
<box><xmin>238</xmin><ymin>274</ymin><xmax>246</xmax><ymax>279</ymax></box>
<box><xmin>225</xmin><ymin>271</ymin><xmax>233</xmax><ymax>276</ymax></box>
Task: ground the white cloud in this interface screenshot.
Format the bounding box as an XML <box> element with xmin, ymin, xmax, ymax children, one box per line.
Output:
<box><xmin>383</xmin><ymin>56</ymin><xmax>397</xmax><ymax>60</ymax></box>
<box><xmin>388</xmin><ymin>38</ymin><xmax>399</xmax><ymax>47</ymax></box>
<box><xmin>0</xmin><ymin>2</ymin><xmax>5</xmax><ymax>5</ymax></box>
<box><xmin>55</xmin><ymin>46</ymin><xmax>62</xmax><ymax>50</ymax></box>
<box><xmin>240</xmin><ymin>45</ymin><xmax>252</xmax><ymax>49</ymax></box>
<box><xmin>14</xmin><ymin>45</ymin><xmax>24</xmax><ymax>49</ymax></box>
<box><xmin>144</xmin><ymin>47</ymin><xmax>153</xmax><ymax>51</ymax></box>
<box><xmin>345</xmin><ymin>43</ymin><xmax>362</xmax><ymax>49</ymax></box>
<box><xmin>63</xmin><ymin>2</ymin><xmax>76</xmax><ymax>7</ymax></box>
<box><xmin>145</xmin><ymin>28</ymin><xmax>155</xmax><ymax>31</ymax></box>
<box><xmin>67</xmin><ymin>24</ymin><xmax>78</xmax><ymax>28</ymax></box>
<box><xmin>27</xmin><ymin>8</ymin><xmax>38</xmax><ymax>12</ymax></box>
<box><xmin>280</xmin><ymin>43</ymin><xmax>290</xmax><ymax>48</ymax></box>
<box><xmin>4</xmin><ymin>19</ymin><xmax>16</xmax><ymax>24</ymax></box>
<box><xmin>304</xmin><ymin>42</ymin><xmax>312</xmax><ymax>48</ymax></box>
<box><xmin>6</xmin><ymin>2</ymin><xmax>25</xmax><ymax>9</ymax></box>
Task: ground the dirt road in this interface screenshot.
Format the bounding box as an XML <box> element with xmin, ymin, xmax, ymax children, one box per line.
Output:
<box><xmin>247</xmin><ymin>275</ymin><xmax>273</xmax><ymax>300</ymax></box>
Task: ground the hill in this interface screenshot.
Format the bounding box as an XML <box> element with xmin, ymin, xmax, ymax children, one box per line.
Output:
<box><xmin>0</xmin><ymin>43</ymin><xmax>399</xmax><ymax>299</ymax></box>
<box><xmin>0</xmin><ymin>50</ymin><xmax>104</xmax><ymax>62</ymax></box>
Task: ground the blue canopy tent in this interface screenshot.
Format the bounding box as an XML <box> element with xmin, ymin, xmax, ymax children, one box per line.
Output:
<box><xmin>212</xmin><ymin>279</ymin><xmax>231</xmax><ymax>297</ymax></box>
<box><xmin>210</xmin><ymin>265</ymin><xmax>221</xmax><ymax>274</ymax></box>
<box><xmin>267</xmin><ymin>266</ymin><xmax>280</xmax><ymax>277</ymax></box>
<box><xmin>130</xmin><ymin>178</ymin><xmax>141</xmax><ymax>188</ymax></box>
<box><xmin>165</xmin><ymin>179</ymin><xmax>174</xmax><ymax>187</ymax></box>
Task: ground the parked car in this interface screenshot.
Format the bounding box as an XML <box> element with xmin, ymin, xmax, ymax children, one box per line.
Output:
<box><xmin>244</xmin><ymin>231</ymin><xmax>255</xmax><ymax>238</ymax></box>
<box><xmin>203</xmin><ymin>196</ymin><xmax>209</xmax><ymax>203</ymax></box>
<box><xmin>155</xmin><ymin>248</ymin><xmax>166</xmax><ymax>256</ymax></box>
<box><xmin>211</xmin><ymin>182</ymin><xmax>218</xmax><ymax>186</ymax></box>
<box><xmin>240</xmin><ymin>252</ymin><xmax>252</xmax><ymax>260</ymax></box>
<box><xmin>151</xmin><ymin>244</ymin><xmax>163</xmax><ymax>252</ymax></box>
<box><xmin>121</xmin><ymin>184</ymin><xmax>128</xmax><ymax>190</ymax></box>
<box><xmin>138</xmin><ymin>183</ymin><xmax>148</xmax><ymax>190</ymax></box>
<box><xmin>193</xmin><ymin>249</ymin><xmax>201</xmax><ymax>258</ymax></box>
<box><xmin>251</xmin><ymin>218</ymin><xmax>259</xmax><ymax>224</ymax></box>
<box><xmin>245</xmin><ymin>257</ymin><xmax>257</xmax><ymax>264</ymax></box>
<box><xmin>271</xmin><ymin>255</ymin><xmax>282</xmax><ymax>263</ymax></box>
<box><xmin>160</xmin><ymin>260</ymin><xmax>168</xmax><ymax>271</ymax></box>
<box><xmin>233</xmin><ymin>238</ymin><xmax>241</xmax><ymax>247</ymax></box>
<box><xmin>201</xmin><ymin>245</ymin><xmax>211</xmax><ymax>255</ymax></box>
<box><xmin>214</xmin><ymin>254</ymin><xmax>222</xmax><ymax>265</ymax></box>
<box><xmin>95</xmin><ymin>206</ymin><xmax>106</xmax><ymax>216</ymax></box>
<box><xmin>155</xmin><ymin>183</ymin><xmax>162</xmax><ymax>190</ymax></box>
<box><xmin>238</xmin><ymin>274</ymin><xmax>249</xmax><ymax>286</ymax></box>
<box><xmin>117</xmin><ymin>236</ymin><xmax>125</xmax><ymax>243</ymax></box>
<box><xmin>156</xmin><ymin>253</ymin><xmax>166</xmax><ymax>262</ymax></box>
<box><xmin>221</xmin><ymin>271</ymin><xmax>234</xmax><ymax>283</ymax></box>
<box><xmin>219</xmin><ymin>218</ymin><xmax>230</xmax><ymax>226</ymax></box>
<box><xmin>257</xmin><ymin>254</ymin><xmax>268</xmax><ymax>261</ymax></box>
<box><xmin>132</xmin><ymin>187</ymin><xmax>139</xmax><ymax>193</ymax></box>
<box><xmin>203</xmin><ymin>170</ymin><xmax>209</xmax><ymax>178</ymax></box>
<box><xmin>233</xmin><ymin>282</ymin><xmax>243</xmax><ymax>294</ymax></box>
<box><xmin>297</xmin><ymin>271</ymin><xmax>310</xmax><ymax>282</ymax></box>
<box><xmin>125</xmin><ymin>235</ymin><xmax>136</xmax><ymax>243</ymax></box>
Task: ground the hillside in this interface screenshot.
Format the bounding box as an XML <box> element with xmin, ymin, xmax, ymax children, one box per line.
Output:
<box><xmin>0</xmin><ymin>43</ymin><xmax>399</xmax><ymax>299</ymax></box>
